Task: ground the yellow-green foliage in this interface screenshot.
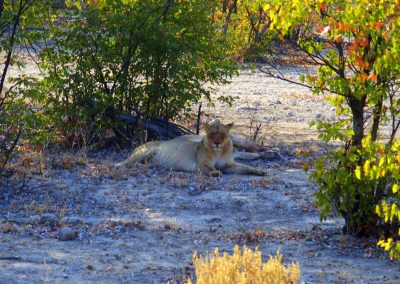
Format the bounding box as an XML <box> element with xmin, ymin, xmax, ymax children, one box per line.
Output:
<box><xmin>214</xmin><ymin>0</ymin><xmax>275</xmax><ymax>61</ymax></box>
<box><xmin>188</xmin><ymin>245</ymin><xmax>300</xmax><ymax>284</ymax></box>
<box><xmin>353</xmin><ymin>137</ymin><xmax>400</xmax><ymax>259</ymax></box>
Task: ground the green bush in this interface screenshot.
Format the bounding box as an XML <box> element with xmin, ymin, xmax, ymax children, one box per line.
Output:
<box><xmin>27</xmin><ymin>0</ymin><xmax>236</xmax><ymax>145</ymax></box>
<box><xmin>0</xmin><ymin>0</ymin><xmax>52</xmax><ymax>170</ymax></box>
<box><xmin>263</xmin><ymin>0</ymin><xmax>400</xmax><ymax>253</ymax></box>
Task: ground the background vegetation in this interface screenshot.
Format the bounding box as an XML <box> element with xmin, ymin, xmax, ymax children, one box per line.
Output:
<box><xmin>263</xmin><ymin>0</ymin><xmax>400</xmax><ymax>258</ymax></box>
<box><xmin>1</xmin><ymin>0</ymin><xmax>399</xmax><ymax>259</ymax></box>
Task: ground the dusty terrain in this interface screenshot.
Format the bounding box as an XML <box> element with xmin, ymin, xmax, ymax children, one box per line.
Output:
<box><xmin>1</xmin><ymin>67</ymin><xmax>399</xmax><ymax>283</ymax></box>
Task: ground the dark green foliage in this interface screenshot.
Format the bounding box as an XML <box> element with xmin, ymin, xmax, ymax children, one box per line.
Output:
<box><xmin>266</xmin><ymin>0</ymin><xmax>400</xmax><ymax>245</ymax></box>
<box><xmin>27</xmin><ymin>0</ymin><xmax>236</xmax><ymax>145</ymax></box>
<box><xmin>0</xmin><ymin>0</ymin><xmax>47</xmax><ymax>170</ymax></box>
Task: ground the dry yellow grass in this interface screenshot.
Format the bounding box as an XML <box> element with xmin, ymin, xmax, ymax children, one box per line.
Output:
<box><xmin>188</xmin><ymin>245</ymin><xmax>300</xmax><ymax>284</ymax></box>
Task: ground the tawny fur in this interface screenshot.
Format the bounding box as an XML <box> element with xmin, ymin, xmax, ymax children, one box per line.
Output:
<box><xmin>115</xmin><ymin>120</ymin><xmax>268</xmax><ymax>176</ymax></box>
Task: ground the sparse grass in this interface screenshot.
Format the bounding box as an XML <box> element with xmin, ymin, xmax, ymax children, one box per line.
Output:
<box><xmin>8</xmin><ymin>144</ymin><xmax>91</xmax><ymax>179</ymax></box>
<box><xmin>238</xmin><ymin>99</ymin><xmax>272</xmax><ymax>147</ymax></box>
<box><xmin>189</xmin><ymin>245</ymin><xmax>300</xmax><ymax>284</ymax></box>
<box><xmin>295</xmin><ymin>143</ymin><xmax>319</xmax><ymax>158</ymax></box>
<box><xmin>250</xmin><ymin>178</ymin><xmax>269</xmax><ymax>188</ymax></box>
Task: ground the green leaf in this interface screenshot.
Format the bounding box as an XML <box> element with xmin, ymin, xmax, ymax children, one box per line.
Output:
<box><xmin>355</xmin><ymin>166</ymin><xmax>362</xmax><ymax>180</ymax></box>
<box><xmin>393</xmin><ymin>184</ymin><xmax>399</xmax><ymax>194</ymax></box>
<box><xmin>363</xmin><ymin>160</ymin><xmax>371</xmax><ymax>177</ymax></box>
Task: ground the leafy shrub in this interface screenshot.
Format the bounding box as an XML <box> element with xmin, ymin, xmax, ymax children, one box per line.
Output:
<box><xmin>262</xmin><ymin>0</ymin><xmax>400</xmax><ymax>251</ymax></box>
<box><xmin>26</xmin><ymin>0</ymin><xmax>236</xmax><ymax>145</ymax></box>
<box><xmin>188</xmin><ymin>245</ymin><xmax>300</xmax><ymax>284</ymax></box>
<box><xmin>214</xmin><ymin>0</ymin><xmax>277</xmax><ymax>62</ymax></box>
<box><xmin>0</xmin><ymin>0</ymin><xmax>51</xmax><ymax>171</ymax></box>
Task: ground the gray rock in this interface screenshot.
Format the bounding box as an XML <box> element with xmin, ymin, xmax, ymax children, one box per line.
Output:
<box><xmin>206</xmin><ymin>217</ymin><xmax>223</xmax><ymax>224</ymax></box>
<box><xmin>263</xmin><ymin>116</ymin><xmax>276</xmax><ymax>122</ymax></box>
<box><xmin>269</xmin><ymin>100</ymin><xmax>282</xmax><ymax>105</ymax></box>
<box><xmin>61</xmin><ymin>216</ymin><xmax>81</xmax><ymax>225</ymax></box>
<box><xmin>58</xmin><ymin>227</ymin><xmax>76</xmax><ymax>241</ymax></box>
<box><xmin>261</xmin><ymin>150</ymin><xmax>281</xmax><ymax>161</ymax></box>
<box><xmin>237</xmin><ymin>106</ymin><xmax>258</xmax><ymax>111</ymax></box>
<box><xmin>40</xmin><ymin>213</ymin><xmax>58</xmax><ymax>224</ymax></box>
<box><xmin>315</xmin><ymin>112</ymin><xmax>324</xmax><ymax>119</ymax></box>
<box><xmin>30</xmin><ymin>215</ymin><xmax>41</xmax><ymax>223</ymax></box>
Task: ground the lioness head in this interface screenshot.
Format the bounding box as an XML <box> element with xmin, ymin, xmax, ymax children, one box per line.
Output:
<box><xmin>203</xmin><ymin>119</ymin><xmax>233</xmax><ymax>150</ymax></box>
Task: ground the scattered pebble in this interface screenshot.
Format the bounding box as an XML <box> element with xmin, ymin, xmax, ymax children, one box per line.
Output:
<box><xmin>39</xmin><ymin>213</ymin><xmax>57</xmax><ymax>224</ymax></box>
<box><xmin>58</xmin><ymin>227</ymin><xmax>76</xmax><ymax>241</ymax></box>
<box><xmin>61</xmin><ymin>216</ymin><xmax>81</xmax><ymax>225</ymax></box>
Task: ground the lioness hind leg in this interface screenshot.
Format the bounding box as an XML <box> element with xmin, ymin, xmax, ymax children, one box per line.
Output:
<box><xmin>234</xmin><ymin>150</ymin><xmax>281</xmax><ymax>161</ymax></box>
<box><xmin>221</xmin><ymin>162</ymin><xmax>268</xmax><ymax>176</ymax></box>
<box><xmin>230</xmin><ymin>135</ymin><xmax>266</xmax><ymax>152</ymax></box>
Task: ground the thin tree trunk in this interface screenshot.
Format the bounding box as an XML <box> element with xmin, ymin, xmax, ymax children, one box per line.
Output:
<box><xmin>348</xmin><ymin>96</ymin><xmax>366</xmax><ymax>146</ymax></box>
<box><xmin>371</xmin><ymin>98</ymin><xmax>383</xmax><ymax>141</ymax></box>
<box><xmin>0</xmin><ymin>0</ymin><xmax>24</xmax><ymax>97</ymax></box>
<box><xmin>346</xmin><ymin>95</ymin><xmax>366</xmax><ymax>234</ymax></box>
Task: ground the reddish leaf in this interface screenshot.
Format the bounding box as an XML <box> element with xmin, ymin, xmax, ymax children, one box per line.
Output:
<box><xmin>360</xmin><ymin>73</ymin><xmax>368</xmax><ymax>82</ymax></box>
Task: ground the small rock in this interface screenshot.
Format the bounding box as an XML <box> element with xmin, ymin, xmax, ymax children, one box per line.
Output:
<box><xmin>269</xmin><ymin>100</ymin><xmax>282</xmax><ymax>105</ymax></box>
<box><xmin>287</xmin><ymin>111</ymin><xmax>294</xmax><ymax>117</ymax></box>
<box><xmin>261</xmin><ymin>150</ymin><xmax>281</xmax><ymax>161</ymax></box>
<box><xmin>263</xmin><ymin>116</ymin><xmax>275</xmax><ymax>122</ymax></box>
<box><xmin>30</xmin><ymin>215</ymin><xmax>41</xmax><ymax>223</ymax></box>
<box><xmin>58</xmin><ymin>227</ymin><xmax>76</xmax><ymax>241</ymax></box>
<box><xmin>40</xmin><ymin>213</ymin><xmax>57</xmax><ymax>224</ymax></box>
<box><xmin>61</xmin><ymin>216</ymin><xmax>81</xmax><ymax>225</ymax></box>
<box><xmin>206</xmin><ymin>217</ymin><xmax>223</xmax><ymax>224</ymax></box>
<box><xmin>232</xmin><ymin>199</ymin><xmax>245</xmax><ymax>208</ymax></box>
<box><xmin>315</xmin><ymin>112</ymin><xmax>324</xmax><ymax>119</ymax></box>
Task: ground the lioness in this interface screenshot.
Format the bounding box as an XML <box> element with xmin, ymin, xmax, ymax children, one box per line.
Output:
<box><xmin>115</xmin><ymin>119</ymin><xmax>272</xmax><ymax>176</ymax></box>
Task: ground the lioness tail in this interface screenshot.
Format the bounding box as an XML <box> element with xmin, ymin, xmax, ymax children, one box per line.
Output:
<box><xmin>115</xmin><ymin>142</ymin><xmax>159</xmax><ymax>167</ymax></box>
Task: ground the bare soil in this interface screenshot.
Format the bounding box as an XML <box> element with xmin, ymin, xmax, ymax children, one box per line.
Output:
<box><xmin>1</xmin><ymin>68</ymin><xmax>399</xmax><ymax>283</ymax></box>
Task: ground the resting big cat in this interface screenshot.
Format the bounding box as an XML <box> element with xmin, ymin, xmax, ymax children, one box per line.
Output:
<box><xmin>115</xmin><ymin>119</ymin><xmax>271</xmax><ymax>176</ymax></box>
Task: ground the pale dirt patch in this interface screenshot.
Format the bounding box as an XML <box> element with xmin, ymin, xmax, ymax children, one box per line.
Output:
<box><xmin>1</xmin><ymin>68</ymin><xmax>399</xmax><ymax>283</ymax></box>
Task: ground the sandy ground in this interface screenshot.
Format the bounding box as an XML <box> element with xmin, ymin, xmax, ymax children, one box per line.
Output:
<box><xmin>1</xmin><ymin>68</ymin><xmax>399</xmax><ymax>283</ymax></box>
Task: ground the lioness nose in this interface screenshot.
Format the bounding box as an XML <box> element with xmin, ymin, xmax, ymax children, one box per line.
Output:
<box><xmin>215</xmin><ymin>143</ymin><xmax>220</xmax><ymax>147</ymax></box>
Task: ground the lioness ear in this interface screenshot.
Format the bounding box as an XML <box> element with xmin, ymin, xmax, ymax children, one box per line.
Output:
<box><xmin>226</xmin><ymin>123</ymin><xmax>234</xmax><ymax>131</ymax></box>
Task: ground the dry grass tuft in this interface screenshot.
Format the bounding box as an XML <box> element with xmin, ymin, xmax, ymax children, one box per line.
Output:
<box><xmin>189</xmin><ymin>245</ymin><xmax>300</xmax><ymax>284</ymax></box>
